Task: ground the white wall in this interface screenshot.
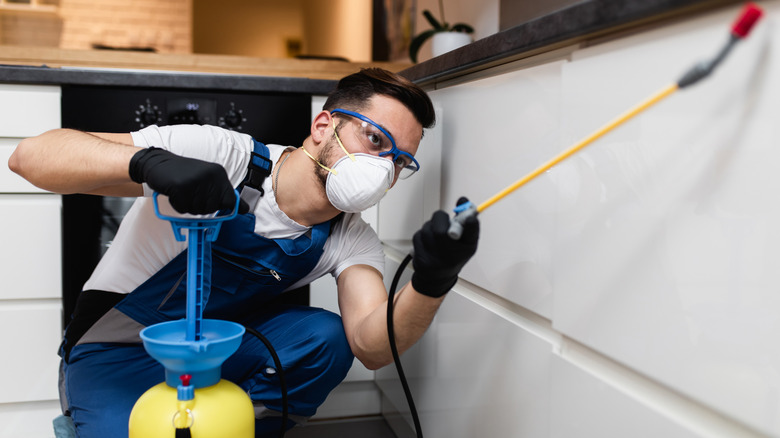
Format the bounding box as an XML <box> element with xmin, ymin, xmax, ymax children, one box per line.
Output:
<box><xmin>376</xmin><ymin>2</ymin><xmax>780</xmax><ymax>437</ymax></box>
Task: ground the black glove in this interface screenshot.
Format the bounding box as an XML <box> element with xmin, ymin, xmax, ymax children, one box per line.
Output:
<box><xmin>129</xmin><ymin>147</ymin><xmax>247</xmax><ymax>215</ymax></box>
<box><xmin>411</xmin><ymin>197</ymin><xmax>480</xmax><ymax>297</ymax></box>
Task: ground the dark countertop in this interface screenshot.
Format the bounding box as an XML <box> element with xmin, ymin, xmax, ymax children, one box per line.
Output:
<box><xmin>400</xmin><ymin>0</ymin><xmax>743</xmax><ymax>87</ymax></box>
<box><xmin>0</xmin><ymin>64</ymin><xmax>338</xmax><ymax>94</ymax></box>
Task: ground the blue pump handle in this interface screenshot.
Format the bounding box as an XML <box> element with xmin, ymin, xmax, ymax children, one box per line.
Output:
<box><xmin>152</xmin><ymin>190</ymin><xmax>241</xmax><ymax>341</ymax></box>
<box><xmin>152</xmin><ymin>191</ymin><xmax>240</xmax><ymax>242</ymax></box>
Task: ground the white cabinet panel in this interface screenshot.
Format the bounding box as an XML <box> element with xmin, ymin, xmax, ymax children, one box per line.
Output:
<box><xmin>376</xmin><ymin>105</ymin><xmax>442</xmax><ymax>243</ymax></box>
<box><xmin>0</xmin><ymin>195</ymin><xmax>61</xmax><ymax>300</ymax></box>
<box><xmin>0</xmin><ymin>84</ymin><xmax>60</xmax><ymax>138</ymax></box>
<box><xmin>378</xmin><ymin>257</ymin><xmax>553</xmax><ymax>438</ymax></box>
<box><xmin>0</xmin><ymin>302</ymin><xmax>62</xmax><ymax>403</ymax></box>
<box><xmin>0</xmin><ymin>400</ymin><xmax>61</xmax><ymax>438</ymax></box>
<box><xmin>555</xmin><ymin>4</ymin><xmax>780</xmax><ymax>436</ymax></box>
<box><xmin>0</xmin><ymin>138</ymin><xmax>48</xmax><ymax>193</ymax></box>
<box><xmin>550</xmin><ymin>357</ymin><xmax>698</xmax><ymax>438</ymax></box>
<box><xmin>428</xmin><ymin>61</ymin><xmax>564</xmax><ymax>318</ymax></box>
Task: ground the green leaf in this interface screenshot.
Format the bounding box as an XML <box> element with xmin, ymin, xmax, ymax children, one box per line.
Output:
<box><xmin>409</xmin><ymin>29</ymin><xmax>439</xmax><ymax>63</ymax></box>
<box><xmin>422</xmin><ymin>10</ymin><xmax>445</xmax><ymax>30</ymax></box>
<box><xmin>450</xmin><ymin>23</ymin><xmax>474</xmax><ymax>33</ymax></box>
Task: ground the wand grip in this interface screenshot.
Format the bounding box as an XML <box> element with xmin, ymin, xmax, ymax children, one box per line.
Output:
<box><xmin>447</xmin><ymin>201</ymin><xmax>478</xmax><ymax>240</ymax></box>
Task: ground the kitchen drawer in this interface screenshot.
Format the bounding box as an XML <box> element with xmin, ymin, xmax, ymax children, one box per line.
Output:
<box><xmin>0</xmin><ymin>84</ymin><xmax>60</xmax><ymax>138</ymax></box>
<box><xmin>0</xmin><ymin>400</ymin><xmax>61</xmax><ymax>438</ymax></box>
<box><xmin>0</xmin><ymin>138</ymin><xmax>48</xmax><ymax>193</ymax></box>
<box><xmin>0</xmin><ymin>301</ymin><xmax>61</xmax><ymax>403</ymax></box>
<box><xmin>0</xmin><ymin>194</ymin><xmax>61</xmax><ymax>300</ymax></box>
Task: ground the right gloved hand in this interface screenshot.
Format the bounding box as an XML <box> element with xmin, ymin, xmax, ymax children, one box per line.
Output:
<box><xmin>129</xmin><ymin>147</ymin><xmax>247</xmax><ymax>214</ymax></box>
<box><xmin>411</xmin><ymin>197</ymin><xmax>480</xmax><ymax>298</ymax></box>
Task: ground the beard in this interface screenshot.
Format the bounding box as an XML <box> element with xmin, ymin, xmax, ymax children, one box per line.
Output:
<box><xmin>315</xmin><ymin>133</ymin><xmax>343</xmax><ymax>186</ymax></box>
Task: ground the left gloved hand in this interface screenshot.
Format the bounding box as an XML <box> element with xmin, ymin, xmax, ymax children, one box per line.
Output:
<box><xmin>129</xmin><ymin>147</ymin><xmax>247</xmax><ymax>214</ymax></box>
<box><xmin>411</xmin><ymin>197</ymin><xmax>480</xmax><ymax>297</ymax></box>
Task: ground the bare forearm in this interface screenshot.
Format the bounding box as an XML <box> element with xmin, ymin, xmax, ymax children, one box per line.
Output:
<box><xmin>8</xmin><ymin>129</ymin><xmax>142</xmax><ymax>195</ymax></box>
<box><xmin>353</xmin><ymin>282</ymin><xmax>444</xmax><ymax>370</ymax></box>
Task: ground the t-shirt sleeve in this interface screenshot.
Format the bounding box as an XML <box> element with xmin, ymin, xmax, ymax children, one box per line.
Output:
<box><xmin>330</xmin><ymin>214</ymin><xmax>385</xmax><ymax>279</ymax></box>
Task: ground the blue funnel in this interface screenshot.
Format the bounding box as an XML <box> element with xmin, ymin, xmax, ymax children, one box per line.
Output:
<box><xmin>140</xmin><ymin>319</ymin><xmax>245</xmax><ymax>388</ymax></box>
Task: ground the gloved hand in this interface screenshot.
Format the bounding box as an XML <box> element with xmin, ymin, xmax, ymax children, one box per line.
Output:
<box><xmin>129</xmin><ymin>147</ymin><xmax>248</xmax><ymax>215</ymax></box>
<box><xmin>411</xmin><ymin>197</ymin><xmax>480</xmax><ymax>297</ymax></box>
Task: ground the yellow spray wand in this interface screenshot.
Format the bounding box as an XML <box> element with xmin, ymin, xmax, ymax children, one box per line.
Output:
<box><xmin>448</xmin><ymin>2</ymin><xmax>763</xmax><ymax>239</ymax></box>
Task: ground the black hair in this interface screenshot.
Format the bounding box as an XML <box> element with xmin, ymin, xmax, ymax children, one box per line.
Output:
<box><xmin>323</xmin><ymin>68</ymin><xmax>435</xmax><ymax>129</ymax></box>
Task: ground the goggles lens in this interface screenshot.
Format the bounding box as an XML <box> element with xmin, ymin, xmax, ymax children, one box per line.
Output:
<box><xmin>332</xmin><ymin>109</ymin><xmax>420</xmax><ymax>179</ymax></box>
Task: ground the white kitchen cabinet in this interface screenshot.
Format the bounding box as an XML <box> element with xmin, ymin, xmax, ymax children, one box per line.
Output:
<box><xmin>430</xmin><ymin>60</ymin><xmax>564</xmax><ymax>319</ymax></box>
<box><xmin>378</xmin><ymin>256</ymin><xmax>553</xmax><ymax>438</ymax></box>
<box><xmin>0</xmin><ymin>195</ymin><xmax>62</xmax><ymax>300</ymax></box>
<box><xmin>0</xmin><ymin>84</ymin><xmax>60</xmax><ymax>138</ymax></box>
<box><xmin>554</xmin><ymin>4</ymin><xmax>780</xmax><ymax>435</ymax></box>
<box><xmin>0</xmin><ymin>83</ymin><xmax>62</xmax><ymax>438</ymax></box>
<box><xmin>549</xmin><ymin>357</ymin><xmax>698</xmax><ymax>438</ymax></box>
<box><xmin>379</xmin><ymin>2</ymin><xmax>780</xmax><ymax>437</ymax></box>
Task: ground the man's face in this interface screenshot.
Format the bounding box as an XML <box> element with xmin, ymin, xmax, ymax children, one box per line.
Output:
<box><xmin>318</xmin><ymin>94</ymin><xmax>423</xmax><ymax>188</ymax></box>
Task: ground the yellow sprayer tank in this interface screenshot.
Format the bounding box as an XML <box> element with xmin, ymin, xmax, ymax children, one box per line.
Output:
<box><xmin>129</xmin><ymin>319</ymin><xmax>254</xmax><ymax>437</ymax></box>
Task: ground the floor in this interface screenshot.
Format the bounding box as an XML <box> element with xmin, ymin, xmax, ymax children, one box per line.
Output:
<box><xmin>286</xmin><ymin>416</ymin><xmax>397</xmax><ymax>438</ymax></box>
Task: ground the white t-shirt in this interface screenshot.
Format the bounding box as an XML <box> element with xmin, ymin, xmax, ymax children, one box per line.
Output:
<box><xmin>82</xmin><ymin>124</ymin><xmax>385</xmax><ymax>294</ymax></box>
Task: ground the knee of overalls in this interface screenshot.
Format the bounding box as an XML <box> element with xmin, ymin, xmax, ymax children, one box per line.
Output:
<box><xmin>231</xmin><ymin>307</ymin><xmax>356</xmax><ymax>417</ymax></box>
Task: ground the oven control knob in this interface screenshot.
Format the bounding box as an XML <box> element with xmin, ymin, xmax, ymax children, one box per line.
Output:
<box><xmin>219</xmin><ymin>103</ymin><xmax>245</xmax><ymax>130</ymax></box>
<box><xmin>135</xmin><ymin>100</ymin><xmax>161</xmax><ymax>127</ymax></box>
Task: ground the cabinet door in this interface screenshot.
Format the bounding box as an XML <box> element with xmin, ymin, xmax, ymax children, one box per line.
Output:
<box><xmin>0</xmin><ymin>302</ymin><xmax>61</xmax><ymax>403</ymax></box>
<box><xmin>0</xmin><ymin>84</ymin><xmax>60</xmax><ymax>138</ymax></box>
<box><xmin>0</xmin><ymin>195</ymin><xmax>61</xmax><ymax>300</ymax></box>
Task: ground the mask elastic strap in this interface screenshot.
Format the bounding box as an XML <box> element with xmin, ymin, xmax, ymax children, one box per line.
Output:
<box><xmin>301</xmin><ymin>146</ymin><xmax>338</xmax><ymax>175</ymax></box>
<box><xmin>333</xmin><ymin>118</ymin><xmax>356</xmax><ymax>162</ymax></box>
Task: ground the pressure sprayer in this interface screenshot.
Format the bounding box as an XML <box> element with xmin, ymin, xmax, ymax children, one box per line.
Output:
<box><xmin>128</xmin><ymin>192</ymin><xmax>255</xmax><ymax>438</ymax></box>
<box><xmin>387</xmin><ymin>4</ymin><xmax>764</xmax><ymax>438</ymax></box>
<box><xmin>447</xmin><ymin>2</ymin><xmax>764</xmax><ymax>238</ymax></box>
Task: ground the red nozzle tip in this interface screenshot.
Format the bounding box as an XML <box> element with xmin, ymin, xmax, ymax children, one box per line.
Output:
<box><xmin>731</xmin><ymin>3</ymin><xmax>764</xmax><ymax>38</ymax></box>
<box><xmin>179</xmin><ymin>374</ymin><xmax>192</xmax><ymax>387</ymax></box>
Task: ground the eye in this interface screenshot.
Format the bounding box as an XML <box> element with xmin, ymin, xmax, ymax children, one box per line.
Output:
<box><xmin>393</xmin><ymin>155</ymin><xmax>412</xmax><ymax>169</ymax></box>
<box><xmin>366</xmin><ymin>132</ymin><xmax>382</xmax><ymax>147</ymax></box>
<box><xmin>361</xmin><ymin>124</ymin><xmax>387</xmax><ymax>150</ymax></box>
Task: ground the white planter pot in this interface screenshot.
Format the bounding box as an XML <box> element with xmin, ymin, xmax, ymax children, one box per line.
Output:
<box><xmin>431</xmin><ymin>32</ymin><xmax>472</xmax><ymax>57</ymax></box>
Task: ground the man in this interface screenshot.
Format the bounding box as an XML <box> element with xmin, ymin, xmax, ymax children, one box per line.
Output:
<box><xmin>9</xmin><ymin>68</ymin><xmax>479</xmax><ymax>437</ymax></box>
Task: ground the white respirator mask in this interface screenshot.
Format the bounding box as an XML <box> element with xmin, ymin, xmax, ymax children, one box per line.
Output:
<box><xmin>325</xmin><ymin>153</ymin><xmax>394</xmax><ymax>213</ymax></box>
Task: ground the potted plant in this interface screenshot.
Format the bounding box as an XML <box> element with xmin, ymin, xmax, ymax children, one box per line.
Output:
<box><xmin>409</xmin><ymin>0</ymin><xmax>474</xmax><ymax>63</ymax></box>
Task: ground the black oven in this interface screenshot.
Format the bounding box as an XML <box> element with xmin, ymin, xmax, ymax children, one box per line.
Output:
<box><xmin>60</xmin><ymin>85</ymin><xmax>312</xmax><ymax>328</ymax></box>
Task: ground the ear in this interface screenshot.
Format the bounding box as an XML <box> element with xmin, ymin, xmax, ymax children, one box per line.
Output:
<box><xmin>310</xmin><ymin>110</ymin><xmax>333</xmax><ymax>145</ymax></box>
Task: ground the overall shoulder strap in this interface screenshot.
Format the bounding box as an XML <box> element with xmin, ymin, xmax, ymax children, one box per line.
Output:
<box><xmin>241</xmin><ymin>139</ymin><xmax>272</xmax><ymax>195</ymax></box>
<box><xmin>239</xmin><ymin>140</ymin><xmax>272</xmax><ymax>211</ymax></box>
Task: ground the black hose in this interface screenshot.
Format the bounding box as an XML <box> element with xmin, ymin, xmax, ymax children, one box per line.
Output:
<box><xmin>386</xmin><ymin>253</ymin><xmax>423</xmax><ymax>437</ymax></box>
<box><xmin>243</xmin><ymin>325</ymin><xmax>288</xmax><ymax>438</ymax></box>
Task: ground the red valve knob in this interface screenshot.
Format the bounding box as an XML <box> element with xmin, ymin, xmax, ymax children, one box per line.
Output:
<box><xmin>731</xmin><ymin>3</ymin><xmax>763</xmax><ymax>39</ymax></box>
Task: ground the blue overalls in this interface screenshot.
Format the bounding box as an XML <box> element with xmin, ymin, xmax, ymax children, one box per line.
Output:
<box><xmin>60</xmin><ymin>143</ymin><xmax>355</xmax><ymax>438</ymax></box>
